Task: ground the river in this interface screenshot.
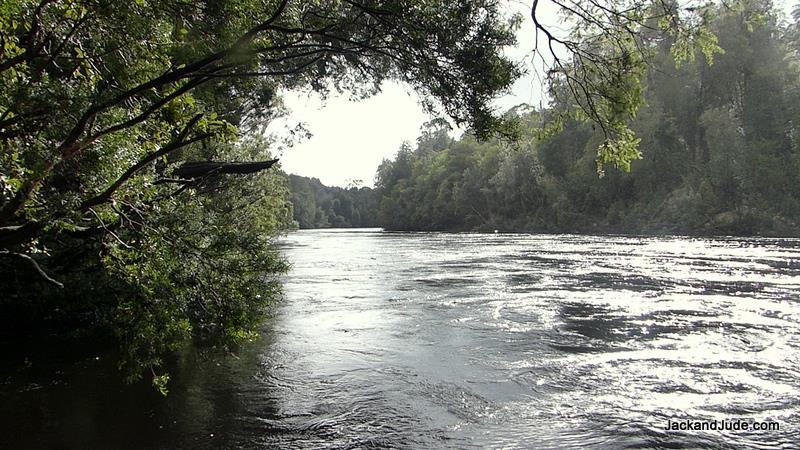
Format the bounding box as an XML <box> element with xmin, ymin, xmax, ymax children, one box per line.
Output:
<box><xmin>2</xmin><ymin>229</ymin><xmax>799</xmax><ymax>448</ymax></box>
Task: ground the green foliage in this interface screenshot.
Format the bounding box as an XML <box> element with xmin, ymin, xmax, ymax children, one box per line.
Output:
<box><xmin>106</xmin><ymin>141</ymin><xmax>292</xmax><ymax>381</ymax></box>
<box><xmin>1</xmin><ymin>0</ymin><xmax>521</xmax><ymax>391</ymax></box>
<box><xmin>375</xmin><ymin>0</ymin><xmax>800</xmax><ymax>237</ymax></box>
<box><xmin>663</xmin><ymin>2</ymin><xmax>725</xmax><ymax>67</ymax></box>
<box><xmin>288</xmin><ymin>175</ymin><xmax>378</xmax><ymax>229</ymax></box>
<box><xmin>596</xmin><ymin>126</ymin><xmax>642</xmax><ymax>176</ymax></box>
<box><xmin>537</xmin><ymin>0</ymin><xmax>729</xmax><ymax>171</ymax></box>
<box><xmin>152</xmin><ymin>372</ymin><xmax>171</xmax><ymax>397</ymax></box>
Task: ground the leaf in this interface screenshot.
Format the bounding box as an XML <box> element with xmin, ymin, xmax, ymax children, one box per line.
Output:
<box><xmin>152</xmin><ymin>373</ymin><xmax>170</xmax><ymax>396</ymax></box>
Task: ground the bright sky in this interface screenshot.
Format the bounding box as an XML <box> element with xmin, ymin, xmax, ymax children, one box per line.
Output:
<box><xmin>267</xmin><ymin>0</ymin><xmax>796</xmax><ymax>187</ymax></box>
<box><xmin>266</xmin><ymin>0</ymin><xmax>557</xmax><ymax>187</ymax></box>
<box><xmin>270</xmin><ymin>84</ymin><xmax>441</xmax><ymax>188</ymax></box>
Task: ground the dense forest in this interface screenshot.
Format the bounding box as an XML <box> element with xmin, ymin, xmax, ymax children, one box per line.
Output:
<box><xmin>369</xmin><ymin>1</ymin><xmax>800</xmax><ymax>236</ymax></box>
<box><xmin>288</xmin><ymin>175</ymin><xmax>378</xmax><ymax>228</ymax></box>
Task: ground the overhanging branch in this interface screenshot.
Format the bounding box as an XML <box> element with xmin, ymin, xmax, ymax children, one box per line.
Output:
<box><xmin>79</xmin><ymin>114</ymin><xmax>209</xmax><ymax>210</ymax></box>
<box><xmin>0</xmin><ymin>251</ymin><xmax>64</xmax><ymax>288</ymax></box>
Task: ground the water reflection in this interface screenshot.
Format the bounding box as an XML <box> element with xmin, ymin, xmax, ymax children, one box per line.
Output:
<box><xmin>1</xmin><ymin>230</ymin><xmax>799</xmax><ymax>448</ymax></box>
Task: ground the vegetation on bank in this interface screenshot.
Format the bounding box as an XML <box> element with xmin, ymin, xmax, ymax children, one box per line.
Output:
<box><xmin>367</xmin><ymin>1</ymin><xmax>800</xmax><ymax>236</ymax></box>
<box><xmin>288</xmin><ymin>175</ymin><xmax>378</xmax><ymax>229</ymax></box>
<box><xmin>0</xmin><ymin>0</ymin><xmax>521</xmax><ymax>391</ymax></box>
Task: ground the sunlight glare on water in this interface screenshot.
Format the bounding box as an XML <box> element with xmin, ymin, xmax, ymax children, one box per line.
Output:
<box><xmin>3</xmin><ymin>229</ymin><xmax>798</xmax><ymax>449</ymax></box>
<box><xmin>256</xmin><ymin>229</ymin><xmax>800</xmax><ymax>449</ymax></box>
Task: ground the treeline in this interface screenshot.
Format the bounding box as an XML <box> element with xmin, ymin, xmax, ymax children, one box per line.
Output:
<box><xmin>288</xmin><ymin>175</ymin><xmax>378</xmax><ymax>228</ymax></box>
<box><xmin>373</xmin><ymin>1</ymin><xmax>800</xmax><ymax>236</ymax></box>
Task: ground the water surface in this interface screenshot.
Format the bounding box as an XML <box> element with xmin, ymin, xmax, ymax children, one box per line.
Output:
<box><xmin>2</xmin><ymin>229</ymin><xmax>799</xmax><ymax>448</ymax></box>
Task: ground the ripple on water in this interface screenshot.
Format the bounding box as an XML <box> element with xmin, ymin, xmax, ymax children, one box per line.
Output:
<box><xmin>5</xmin><ymin>231</ymin><xmax>799</xmax><ymax>449</ymax></box>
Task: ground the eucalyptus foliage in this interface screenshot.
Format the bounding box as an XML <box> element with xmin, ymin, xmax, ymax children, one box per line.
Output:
<box><xmin>376</xmin><ymin>0</ymin><xmax>800</xmax><ymax>236</ymax></box>
<box><xmin>531</xmin><ymin>0</ymin><xmax>727</xmax><ymax>172</ymax></box>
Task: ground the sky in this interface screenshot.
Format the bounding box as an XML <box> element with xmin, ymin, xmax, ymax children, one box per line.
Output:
<box><xmin>266</xmin><ymin>0</ymin><xmax>796</xmax><ymax>188</ymax></box>
<box><xmin>266</xmin><ymin>0</ymin><xmax>559</xmax><ymax>187</ymax></box>
<box><xmin>268</xmin><ymin>83</ymin><xmax>439</xmax><ymax>188</ymax></box>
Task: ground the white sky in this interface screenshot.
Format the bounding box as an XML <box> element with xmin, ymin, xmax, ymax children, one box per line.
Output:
<box><xmin>266</xmin><ymin>0</ymin><xmax>556</xmax><ymax>187</ymax></box>
<box><xmin>267</xmin><ymin>0</ymin><xmax>796</xmax><ymax>187</ymax></box>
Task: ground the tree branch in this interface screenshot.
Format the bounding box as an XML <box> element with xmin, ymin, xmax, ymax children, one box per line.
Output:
<box><xmin>0</xmin><ymin>251</ymin><xmax>64</xmax><ymax>288</ymax></box>
<box><xmin>79</xmin><ymin>114</ymin><xmax>208</xmax><ymax>210</ymax></box>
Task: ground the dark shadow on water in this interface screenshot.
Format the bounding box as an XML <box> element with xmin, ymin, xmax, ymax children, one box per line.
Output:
<box><xmin>547</xmin><ymin>302</ymin><xmax>632</xmax><ymax>353</ymax></box>
<box><xmin>0</xmin><ymin>328</ymin><xmax>283</xmax><ymax>449</ymax></box>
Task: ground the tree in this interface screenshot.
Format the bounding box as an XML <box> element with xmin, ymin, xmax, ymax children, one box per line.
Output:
<box><xmin>1</xmin><ymin>0</ymin><xmax>521</xmax><ymax>243</ymax></box>
<box><xmin>529</xmin><ymin>0</ymin><xmax>726</xmax><ymax>173</ymax></box>
<box><xmin>0</xmin><ymin>0</ymin><xmax>521</xmax><ymax>390</ymax></box>
<box><xmin>375</xmin><ymin>0</ymin><xmax>800</xmax><ymax>236</ymax></box>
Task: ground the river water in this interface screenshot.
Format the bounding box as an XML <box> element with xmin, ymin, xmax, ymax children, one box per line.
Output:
<box><xmin>2</xmin><ymin>229</ymin><xmax>799</xmax><ymax>448</ymax></box>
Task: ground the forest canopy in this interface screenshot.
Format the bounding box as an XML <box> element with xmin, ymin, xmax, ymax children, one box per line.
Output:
<box><xmin>371</xmin><ymin>0</ymin><xmax>800</xmax><ymax>236</ymax></box>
